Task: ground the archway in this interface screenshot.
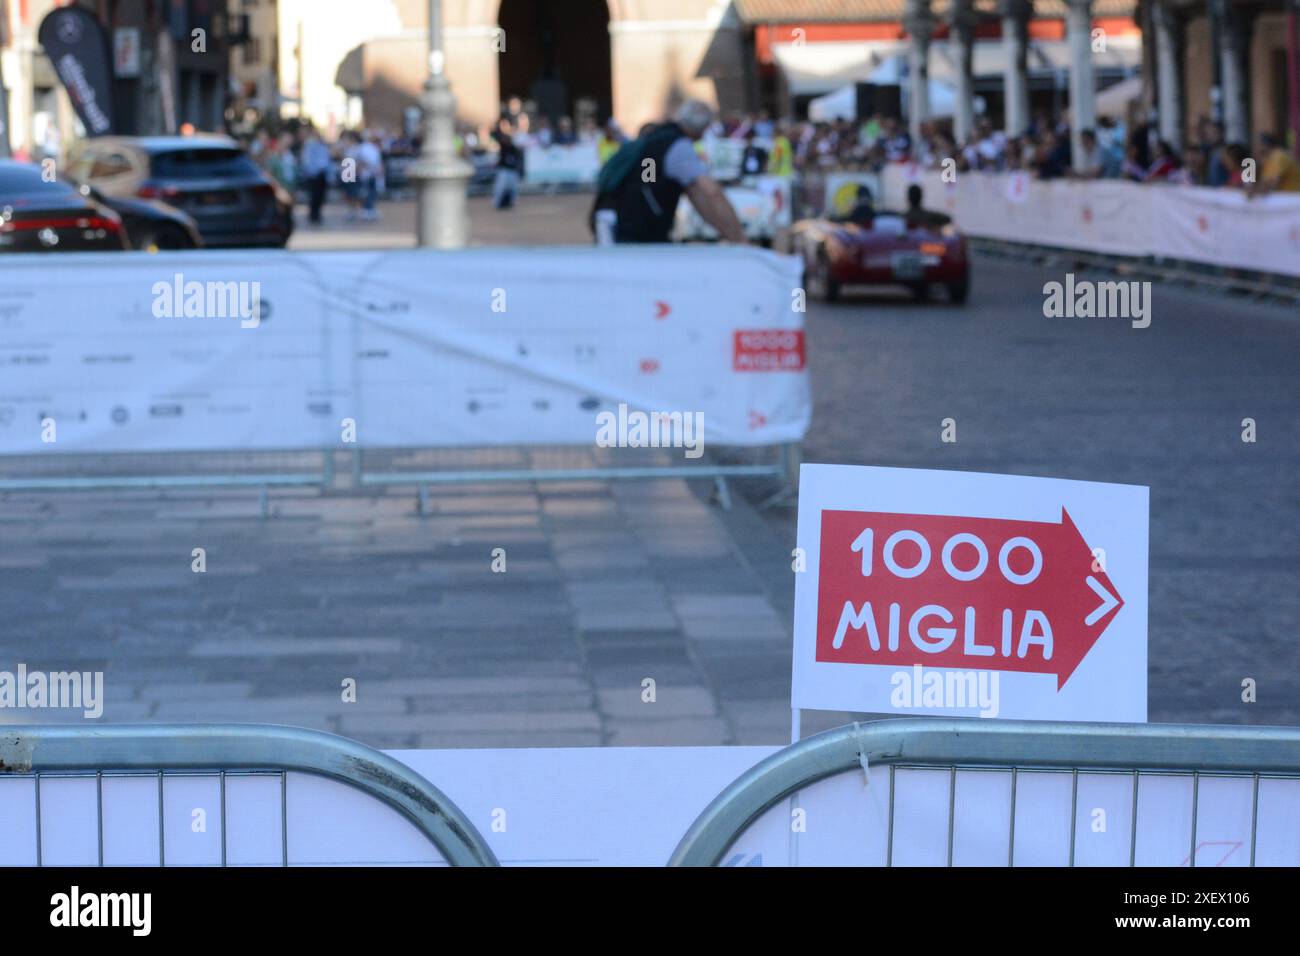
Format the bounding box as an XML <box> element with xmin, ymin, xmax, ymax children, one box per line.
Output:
<box><xmin>496</xmin><ymin>0</ymin><xmax>613</xmax><ymax>126</ymax></box>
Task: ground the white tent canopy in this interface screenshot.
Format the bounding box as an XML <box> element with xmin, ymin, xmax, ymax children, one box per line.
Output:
<box><xmin>800</xmin><ymin>63</ymin><xmax>958</xmax><ymax>121</ymax></box>
<box><xmin>1095</xmin><ymin>75</ymin><xmax>1144</xmax><ymax>119</ymax></box>
<box><xmin>773</xmin><ymin>36</ymin><xmax>1142</xmax><ymax>98</ymax></box>
<box><xmin>807</xmin><ymin>85</ymin><xmax>857</xmax><ymax>122</ymax></box>
<box><xmin>771</xmin><ymin>41</ymin><xmax>906</xmax><ymax>96</ymax></box>
<box><xmin>868</xmin><ymin>56</ymin><xmax>958</xmax><ymax>117</ymax></box>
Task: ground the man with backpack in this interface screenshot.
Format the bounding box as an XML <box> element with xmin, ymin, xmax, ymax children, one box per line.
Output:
<box><xmin>591</xmin><ymin>100</ymin><xmax>746</xmax><ymax>245</ymax></box>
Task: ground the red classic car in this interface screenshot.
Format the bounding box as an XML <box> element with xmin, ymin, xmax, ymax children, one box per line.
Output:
<box><xmin>786</xmin><ymin>205</ymin><xmax>970</xmax><ymax>304</ymax></box>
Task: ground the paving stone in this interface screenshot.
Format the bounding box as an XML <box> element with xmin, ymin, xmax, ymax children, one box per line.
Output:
<box><xmin>556</xmin><ymin>555</ymin><xmax>651</xmax><ymax>574</ymax></box>
<box><xmin>711</xmin><ymin>677</ymin><xmax>792</xmax><ymax>702</ymax></box>
<box><xmin>137</xmin><ymin>681</ymin><xmax>255</xmax><ymax>700</ymax></box>
<box><xmin>575</xmin><ymin>611</ymin><xmax>679</xmax><ymax>632</ymax></box>
<box><xmin>372</xmin><ymin>675</ymin><xmax>591</xmax><ymax>696</ymax></box>
<box><xmin>589</xmin><ymin>663</ymin><xmax>703</xmax><ymax>689</ymax></box>
<box><xmin>410</xmin><ymin>692</ymin><xmax>594</xmax><ymax>713</ymax></box>
<box><xmin>340</xmin><ymin>710</ymin><xmax>601</xmax><ymax>735</ymax></box>
<box><xmin>597</xmin><ymin>685</ymin><xmax>716</xmax><ymax>719</ymax></box>
<box><xmin>153</xmin><ymin>693</ymin><xmax>405</xmax><ymax>719</ymax></box>
<box><xmin>678</xmin><ymin>616</ymin><xmax>787</xmax><ymax>642</ymax></box>
<box><xmin>189</xmin><ymin>638</ymin><xmax>405</xmax><ymax>657</ymax></box>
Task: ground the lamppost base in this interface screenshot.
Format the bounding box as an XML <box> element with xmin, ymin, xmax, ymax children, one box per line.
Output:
<box><xmin>409</xmin><ymin>75</ymin><xmax>473</xmax><ymax>249</ymax></box>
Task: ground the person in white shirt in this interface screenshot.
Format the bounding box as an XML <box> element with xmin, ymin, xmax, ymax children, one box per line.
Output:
<box><xmin>356</xmin><ymin>133</ymin><xmax>384</xmax><ymax>221</ymax></box>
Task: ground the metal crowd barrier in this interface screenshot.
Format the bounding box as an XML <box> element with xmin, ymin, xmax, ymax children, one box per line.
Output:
<box><xmin>0</xmin><ymin>443</ymin><xmax>798</xmax><ymax>516</ymax></box>
<box><xmin>0</xmin><ymin>723</ymin><xmax>498</xmax><ymax>866</ymax></box>
<box><xmin>0</xmin><ymin>449</ymin><xmax>334</xmax><ymax>518</ymax></box>
<box><xmin>353</xmin><ymin>443</ymin><xmax>799</xmax><ymax>513</ymax></box>
<box><xmin>669</xmin><ymin>718</ymin><xmax>1300</xmax><ymax>867</ymax></box>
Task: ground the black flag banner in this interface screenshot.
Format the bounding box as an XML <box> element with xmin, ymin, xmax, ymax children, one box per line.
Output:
<box><xmin>37</xmin><ymin>5</ymin><xmax>115</xmax><ymax>137</ymax></box>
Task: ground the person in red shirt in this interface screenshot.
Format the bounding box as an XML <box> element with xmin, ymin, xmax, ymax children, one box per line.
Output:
<box><xmin>1143</xmin><ymin>140</ymin><xmax>1180</xmax><ymax>182</ymax></box>
<box><xmin>1222</xmin><ymin>143</ymin><xmax>1247</xmax><ymax>188</ymax></box>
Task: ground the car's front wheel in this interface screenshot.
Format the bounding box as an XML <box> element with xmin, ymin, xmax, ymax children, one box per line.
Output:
<box><xmin>947</xmin><ymin>278</ymin><xmax>970</xmax><ymax>304</ymax></box>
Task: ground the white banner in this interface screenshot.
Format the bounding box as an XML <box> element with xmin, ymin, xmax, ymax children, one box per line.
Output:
<box><xmin>882</xmin><ymin>166</ymin><xmax>1300</xmax><ymax>276</ymax></box>
<box><xmin>1154</xmin><ymin>184</ymin><xmax>1300</xmax><ymax>275</ymax></box>
<box><xmin>675</xmin><ymin>175</ymin><xmax>792</xmax><ymax>242</ymax></box>
<box><xmin>523</xmin><ymin>142</ymin><xmax>601</xmax><ymax>185</ymax></box>
<box><xmin>698</xmin><ymin>136</ymin><xmax>746</xmax><ymax>181</ymax></box>
<box><xmin>0</xmin><ymin>247</ymin><xmax>810</xmax><ymax>455</ymax></box>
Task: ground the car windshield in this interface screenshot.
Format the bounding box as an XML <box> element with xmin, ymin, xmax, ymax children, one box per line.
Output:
<box><xmin>150</xmin><ymin>148</ymin><xmax>261</xmax><ymax>179</ymax></box>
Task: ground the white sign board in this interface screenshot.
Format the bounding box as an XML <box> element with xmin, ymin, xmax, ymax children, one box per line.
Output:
<box><xmin>0</xmin><ymin>247</ymin><xmax>810</xmax><ymax>454</ymax></box>
<box><xmin>791</xmin><ymin>464</ymin><xmax>1149</xmax><ymax>722</ymax></box>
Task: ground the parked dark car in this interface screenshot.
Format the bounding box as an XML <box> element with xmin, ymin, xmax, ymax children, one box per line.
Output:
<box><xmin>82</xmin><ymin>187</ymin><xmax>204</xmax><ymax>251</ymax></box>
<box><xmin>66</xmin><ymin>135</ymin><xmax>294</xmax><ymax>248</ymax></box>
<box><xmin>0</xmin><ymin>159</ymin><xmax>128</xmax><ymax>252</ymax></box>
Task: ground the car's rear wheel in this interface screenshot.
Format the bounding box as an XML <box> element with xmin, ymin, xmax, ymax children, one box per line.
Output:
<box><xmin>805</xmin><ymin>248</ymin><xmax>840</xmax><ymax>303</ymax></box>
<box><xmin>135</xmin><ymin>224</ymin><xmax>192</xmax><ymax>252</ymax></box>
<box><xmin>947</xmin><ymin>278</ymin><xmax>970</xmax><ymax>304</ymax></box>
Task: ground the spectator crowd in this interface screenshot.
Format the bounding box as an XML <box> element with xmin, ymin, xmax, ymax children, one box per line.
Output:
<box><xmin>236</xmin><ymin>95</ymin><xmax>1299</xmax><ymax>227</ymax></box>
<box><xmin>899</xmin><ymin>112</ymin><xmax>1300</xmax><ymax>196</ymax></box>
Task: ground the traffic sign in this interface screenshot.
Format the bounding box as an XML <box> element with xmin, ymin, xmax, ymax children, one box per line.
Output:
<box><xmin>792</xmin><ymin>465</ymin><xmax>1148</xmax><ymax>722</ymax></box>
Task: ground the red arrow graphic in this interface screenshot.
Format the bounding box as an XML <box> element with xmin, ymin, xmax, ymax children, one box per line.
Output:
<box><xmin>816</xmin><ymin>508</ymin><xmax>1123</xmax><ymax>689</ymax></box>
<box><xmin>654</xmin><ymin>301</ymin><xmax>671</xmax><ymax>319</ymax></box>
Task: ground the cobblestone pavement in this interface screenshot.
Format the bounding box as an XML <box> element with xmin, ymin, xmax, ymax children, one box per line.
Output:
<box><xmin>287</xmin><ymin>192</ymin><xmax>592</xmax><ymax>251</ymax></box>
<box><xmin>0</xmin><ymin>455</ymin><xmax>810</xmax><ymax>749</ymax></box>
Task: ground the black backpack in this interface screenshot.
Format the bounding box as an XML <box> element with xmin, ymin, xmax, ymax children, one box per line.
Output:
<box><xmin>588</xmin><ymin>123</ymin><xmax>688</xmax><ymax>242</ymax></box>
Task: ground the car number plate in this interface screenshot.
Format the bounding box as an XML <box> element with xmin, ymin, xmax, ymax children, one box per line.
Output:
<box><xmin>891</xmin><ymin>252</ymin><xmax>925</xmax><ymax>280</ymax></box>
<box><xmin>193</xmin><ymin>191</ymin><xmax>239</xmax><ymax>207</ymax></box>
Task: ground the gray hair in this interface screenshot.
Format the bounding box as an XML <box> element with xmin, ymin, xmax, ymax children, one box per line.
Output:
<box><xmin>674</xmin><ymin>99</ymin><xmax>715</xmax><ymax>138</ymax></box>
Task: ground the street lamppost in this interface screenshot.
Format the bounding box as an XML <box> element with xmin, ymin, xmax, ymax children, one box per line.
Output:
<box><xmin>409</xmin><ymin>0</ymin><xmax>472</xmax><ymax>248</ymax></box>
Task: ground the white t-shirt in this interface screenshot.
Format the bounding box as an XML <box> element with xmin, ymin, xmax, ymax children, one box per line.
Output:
<box><xmin>356</xmin><ymin>141</ymin><xmax>383</xmax><ymax>182</ymax></box>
